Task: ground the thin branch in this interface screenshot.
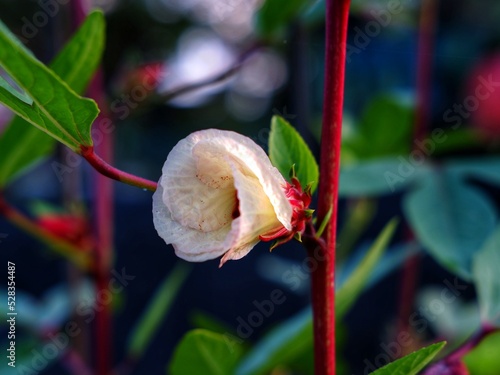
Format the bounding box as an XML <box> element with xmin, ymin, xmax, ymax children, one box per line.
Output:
<box><xmin>156</xmin><ymin>43</ymin><xmax>263</xmax><ymax>103</ymax></box>
<box><xmin>81</xmin><ymin>145</ymin><xmax>157</xmax><ymax>192</ymax></box>
<box><xmin>0</xmin><ymin>194</ymin><xmax>92</xmax><ymax>269</ymax></box>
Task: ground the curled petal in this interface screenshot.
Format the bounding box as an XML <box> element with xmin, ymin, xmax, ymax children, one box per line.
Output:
<box><xmin>153</xmin><ymin>129</ymin><xmax>293</xmax><ymax>265</ymax></box>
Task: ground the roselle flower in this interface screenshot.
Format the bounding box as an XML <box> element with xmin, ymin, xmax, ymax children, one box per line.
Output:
<box><xmin>152</xmin><ymin>129</ymin><xmax>312</xmax><ymax>266</ymax></box>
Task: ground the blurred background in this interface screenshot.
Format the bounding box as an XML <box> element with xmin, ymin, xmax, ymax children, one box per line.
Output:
<box><xmin>1</xmin><ymin>0</ymin><xmax>500</xmax><ymax>374</ymax></box>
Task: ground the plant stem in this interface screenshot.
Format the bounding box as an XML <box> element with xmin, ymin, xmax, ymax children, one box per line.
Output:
<box><xmin>310</xmin><ymin>1</ymin><xmax>350</xmax><ymax>374</ymax></box>
<box><xmin>397</xmin><ymin>0</ymin><xmax>439</xmax><ymax>345</ymax></box>
<box><xmin>88</xmin><ymin>69</ymin><xmax>114</xmax><ymax>375</ymax></box>
<box><xmin>0</xmin><ymin>195</ymin><xmax>92</xmax><ymax>269</ymax></box>
<box><xmin>81</xmin><ymin>146</ymin><xmax>157</xmax><ymax>192</ymax></box>
<box><xmin>157</xmin><ymin>43</ymin><xmax>262</xmax><ymax>103</ymax></box>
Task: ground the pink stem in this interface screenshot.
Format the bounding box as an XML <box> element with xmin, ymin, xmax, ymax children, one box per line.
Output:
<box><xmin>89</xmin><ymin>70</ymin><xmax>114</xmax><ymax>375</ymax></box>
<box><xmin>81</xmin><ymin>146</ymin><xmax>157</xmax><ymax>192</ymax></box>
<box><xmin>310</xmin><ymin>0</ymin><xmax>350</xmax><ymax>374</ymax></box>
<box><xmin>397</xmin><ymin>0</ymin><xmax>439</xmax><ymax>343</ymax></box>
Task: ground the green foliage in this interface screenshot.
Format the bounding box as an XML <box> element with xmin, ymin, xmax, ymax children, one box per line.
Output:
<box><xmin>255</xmin><ymin>0</ymin><xmax>308</xmax><ymax>39</ymax></box>
<box><xmin>0</xmin><ymin>11</ymin><xmax>105</xmax><ymax>186</ymax></box>
<box><xmin>447</xmin><ymin>157</ymin><xmax>500</xmax><ymax>187</ymax></box>
<box><xmin>404</xmin><ymin>169</ymin><xmax>497</xmax><ymax>280</ymax></box>
<box><xmin>339</xmin><ymin>157</ymin><xmax>423</xmax><ymax>197</ymax></box>
<box><xmin>269</xmin><ymin>115</ymin><xmax>319</xmax><ymax>192</ymax></box>
<box><xmin>473</xmin><ymin>227</ymin><xmax>500</xmax><ymax>326</ymax></box>
<box><xmin>169</xmin><ymin>329</ymin><xmax>244</xmax><ymax>375</ymax></box>
<box><xmin>127</xmin><ymin>263</ymin><xmax>190</xmax><ymax>359</ymax></box>
<box><xmin>369</xmin><ymin>341</ymin><xmax>446</xmax><ymax>375</ymax></box>
<box><xmin>0</xmin><ymin>17</ymin><xmax>99</xmax><ymax>151</ymax></box>
<box><xmin>342</xmin><ymin>95</ymin><xmax>414</xmax><ymax>162</ymax></box>
<box><xmin>336</xmin><ymin>218</ymin><xmax>398</xmax><ymax>319</ymax></box>
<box><xmin>464</xmin><ymin>331</ymin><xmax>500</xmax><ymax>375</ymax></box>
<box><xmin>236</xmin><ymin>309</ymin><xmax>313</xmax><ymax>375</ymax></box>
<box><xmin>0</xmin><ymin>76</ymin><xmax>33</xmax><ymax>105</ymax></box>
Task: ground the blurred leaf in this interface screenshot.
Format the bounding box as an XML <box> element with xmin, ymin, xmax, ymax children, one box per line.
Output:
<box><xmin>343</xmin><ymin>95</ymin><xmax>413</xmax><ymax>161</ymax></box>
<box><xmin>447</xmin><ymin>157</ymin><xmax>500</xmax><ymax>187</ymax></box>
<box><xmin>0</xmin><ymin>17</ymin><xmax>99</xmax><ymax>151</ymax></box>
<box><xmin>170</xmin><ymin>329</ymin><xmax>244</xmax><ymax>375</ymax></box>
<box><xmin>404</xmin><ymin>169</ymin><xmax>497</xmax><ymax>280</ymax></box>
<box><xmin>127</xmin><ymin>263</ymin><xmax>190</xmax><ymax>359</ymax></box>
<box><xmin>190</xmin><ymin>311</ymin><xmax>234</xmax><ymax>335</ymax></box>
<box><xmin>338</xmin><ymin>157</ymin><xmax>426</xmax><ymax>197</ymax></box>
<box><xmin>0</xmin><ymin>117</ymin><xmax>55</xmax><ymax>187</ymax></box>
<box><xmin>49</xmin><ymin>11</ymin><xmax>105</xmax><ymax>94</ymax></box>
<box><xmin>336</xmin><ymin>218</ymin><xmax>398</xmax><ymax>319</ymax></box>
<box><xmin>416</xmin><ymin>287</ymin><xmax>480</xmax><ymax>341</ymax></box>
<box><xmin>269</xmin><ymin>115</ymin><xmax>319</xmax><ymax>192</ymax></box>
<box><xmin>236</xmin><ymin>308</ymin><xmax>349</xmax><ymax>375</ymax></box>
<box><xmin>236</xmin><ymin>308</ymin><xmax>312</xmax><ymax>375</ymax></box>
<box><xmin>433</xmin><ymin>128</ymin><xmax>483</xmax><ymax>155</ymax></box>
<box><xmin>473</xmin><ymin>226</ymin><xmax>500</xmax><ymax>326</ymax></box>
<box><xmin>256</xmin><ymin>0</ymin><xmax>308</xmax><ymax>39</ymax></box>
<box><xmin>464</xmin><ymin>331</ymin><xmax>500</xmax><ymax>375</ymax></box>
<box><xmin>0</xmin><ymin>11</ymin><xmax>105</xmax><ymax>186</ymax></box>
<box><xmin>338</xmin><ymin>242</ymin><xmax>419</xmax><ymax>291</ymax></box>
<box><xmin>369</xmin><ymin>341</ymin><xmax>446</xmax><ymax>375</ymax></box>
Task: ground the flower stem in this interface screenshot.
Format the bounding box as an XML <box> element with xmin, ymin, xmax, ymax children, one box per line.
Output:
<box><xmin>81</xmin><ymin>146</ymin><xmax>157</xmax><ymax>192</ymax></box>
<box><xmin>88</xmin><ymin>69</ymin><xmax>115</xmax><ymax>375</ymax></box>
<box><xmin>0</xmin><ymin>194</ymin><xmax>92</xmax><ymax>269</ymax></box>
<box><xmin>310</xmin><ymin>0</ymin><xmax>350</xmax><ymax>374</ymax></box>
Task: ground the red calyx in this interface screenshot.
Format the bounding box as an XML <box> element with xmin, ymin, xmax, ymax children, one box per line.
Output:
<box><xmin>259</xmin><ymin>177</ymin><xmax>313</xmax><ymax>250</ymax></box>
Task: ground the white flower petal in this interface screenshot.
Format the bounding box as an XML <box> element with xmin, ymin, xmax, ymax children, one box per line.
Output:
<box><xmin>189</xmin><ymin>129</ymin><xmax>292</xmax><ymax>230</ymax></box>
<box><xmin>161</xmin><ymin>135</ymin><xmax>237</xmax><ymax>232</ymax></box>
<box><xmin>220</xmin><ymin>160</ymin><xmax>285</xmax><ymax>265</ymax></box>
<box><xmin>153</xmin><ymin>128</ymin><xmax>293</xmax><ymax>265</ymax></box>
<box><xmin>153</xmin><ymin>183</ymin><xmax>230</xmax><ymax>261</ymax></box>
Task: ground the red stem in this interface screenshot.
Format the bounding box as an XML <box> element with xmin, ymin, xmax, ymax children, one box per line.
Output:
<box><xmin>89</xmin><ymin>70</ymin><xmax>114</xmax><ymax>375</ymax></box>
<box><xmin>414</xmin><ymin>0</ymin><xmax>438</xmax><ymax>142</ymax></box>
<box><xmin>310</xmin><ymin>1</ymin><xmax>350</xmax><ymax>374</ymax></box>
<box><xmin>397</xmin><ymin>0</ymin><xmax>439</xmax><ymax>345</ymax></box>
<box><xmin>81</xmin><ymin>146</ymin><xmax>157</xmax><ymax>192</ymax></box>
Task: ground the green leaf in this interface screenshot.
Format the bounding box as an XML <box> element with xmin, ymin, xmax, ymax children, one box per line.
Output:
<box><xmin>339</xmin><ymin>157</ymin><xmax>428</xmax><ymax>197</ymax></box>
<box><xmin>336</xmin><ymin>218</ymin><xmax>398</xmax><ymax>319</ymax></box>
<box><xmin>472</xmin><ymin>226</ymin><xmax>500</xmax><ymax>326</ymax></box>
<box><xmin>343</xmin><ymin>95</ymin><xmax>413</xmax><ymax>161</ymax></box>
<box><xmin>170</xmin><ymin>329</ymin><xmax>244</xmax><ymax>375</ymax></box>
<box><xmin>0</xmin><ymin>11</ymin><xmax>105</xmax><ymax>186</ymax></box>
<box><xmin>464</xmin><ymin>331</ymin><xmax>500</xmax><ymax>375</ymax></box>
<box><xmin>255</xmin><ymin>0</ymin><xmax>308</xmax><ymax>39</ymax></box>
<box><xmin>127</xmin><ymin>262</ymin><xmax>190</xmax><ymax>359</ymax></box>
<box><xmin>447</xmin><ymin>157</ymin><xmax>500</xmax><ymax>187</ymax></box>
<box><xmin>269</xmin><ymin>115</ymin><xmax>319</xmax><ymax>192</ymax></box>
<box><xmin>369</xmin><ymin>341</ymin><xmax>446</xmax><ymax>375</ymax></box>
<box><xmin>0</xmin><ymin>76</ymin><xmax>32</xmax><ymax>104</ymax></box>
<box><xmin>0</xmin><ymin>117</ymin><xmax>55</xmax><ymax>187</ymax></box>
<box><xmin>0</xmin><ymin>17</ymin><xmax>99</xmax><ymax>151</ymax></box>
<box><xmin>50</xmin><ymin>11</ymin><xmax>105</xmax><ymax>94</ymax></box>
<box><xmin>433</xmin><ymin>128</ymin><xmax>483</xmax><ymax>155</ymax></box>
<box><xmin>236</xmin><ymin>309</ymin><xmax>312</xmax><ymax>375</ymax></box>
<box><xmin>404</xmin><ymin>169</ymin><xmax>497</xmax><ymax>280</ymax></box>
